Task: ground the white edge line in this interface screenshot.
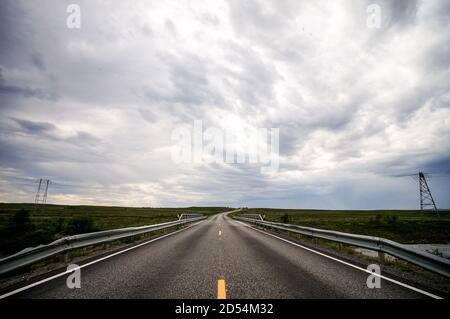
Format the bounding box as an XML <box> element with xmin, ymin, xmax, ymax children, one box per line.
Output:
<box><xmin>233</xmin><ymin>219</ymin><xmax>443</xmax><ymax>300</ymax></box>
<box><xmin>0</xmin><ymin>220</ymin><xmax>205</xmax><ymax>299</ymax></box>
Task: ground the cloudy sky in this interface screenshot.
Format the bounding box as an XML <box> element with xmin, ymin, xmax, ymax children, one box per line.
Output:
<box><xmin>0</xmin><ymin>0</ymin><xmax>449</xmax><ymax>209</ymax></box>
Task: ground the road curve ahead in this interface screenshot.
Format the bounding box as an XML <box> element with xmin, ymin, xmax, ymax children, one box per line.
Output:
<box><xmin>3</xmin><ymin>213</ymin><xmax>439</xmax><ymax>299</ymax></box>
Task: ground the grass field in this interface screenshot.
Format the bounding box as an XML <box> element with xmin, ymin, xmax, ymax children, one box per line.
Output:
<box><xmin>0</xmin><ymin>203</ymin><xmax>229</xmax><ymax>256</ymax></box>
<box><xmin>242</xmin><ymin>208</ymin><xmax>450</xmax><ymax>244</ymax></box>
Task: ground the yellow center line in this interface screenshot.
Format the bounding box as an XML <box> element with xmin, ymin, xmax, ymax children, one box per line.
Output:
<box><xmin>217</xmin><ymin>279</ymin><xmax>226</xmax><ymax>299</ymax></box>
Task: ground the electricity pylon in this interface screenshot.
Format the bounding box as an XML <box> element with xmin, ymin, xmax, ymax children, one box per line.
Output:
<box><xmin>34</xmin><ymin>178</ymin><xmax>50</xmax><ymax>212</ymax></box>
<box><xmin>418</xmin><ymin>172</ymin><xmax>438</xmax><ymax>215</ymax></box>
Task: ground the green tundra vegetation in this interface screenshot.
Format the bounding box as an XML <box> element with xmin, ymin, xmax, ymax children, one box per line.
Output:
<box><xmin>242</xmin><ymin>208</ymin><xmax>450</xmax><ymax>244</ymax></box>
<box><xmin>0</xmin><ymin>203</ymin><xmax>229</xmax><ymax>256</ymax></box>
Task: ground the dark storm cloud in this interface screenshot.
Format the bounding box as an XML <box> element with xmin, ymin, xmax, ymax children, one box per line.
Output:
<box><xmin>422</xmin><ymin>155</ymin><xmax>450</xmax><ymax>175</ymax></box>
<box><xmin>1</xmin><ymin>83</ymin><xmax>57</xmax><ymax>106</ymax></box>
<box><xmin>12</xmin><ymin>118</ymin><xmax>56</xmax><ymax>134</ymax></box>
<box><xmin>0</xmin><ymin>83</ymin><xmax>58</xmax><ymax>101</ymax></box>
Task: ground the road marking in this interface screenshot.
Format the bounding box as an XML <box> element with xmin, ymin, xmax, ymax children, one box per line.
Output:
<box><xmin>217</xmin><ymin>279</ymin><xmax>226</xmax><ymax>299</ymax></box>
<box><xmin>233</xmin><ymin>219</ymin><xmax>443</xmax><ymax>299</ymax></box>
<box><xmin>219</xmin><ymin>230</ymin><xmax>222</xmax><ymax>236</ymax></box>
<box><xmin>0</xmin><ymin>220</ymin><xmax>206</xmax><ymax>299</ymax></box>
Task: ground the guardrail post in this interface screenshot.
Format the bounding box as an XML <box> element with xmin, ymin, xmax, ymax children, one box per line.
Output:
<box><xmin>378</xmin><ymin>251</ymin><xmax>385</xmax><ymax>263</ymax></box>
<box><xmin>59</xmin><ymin>252</ymin><xmax>69</xmax><ymax>264</ymax></box>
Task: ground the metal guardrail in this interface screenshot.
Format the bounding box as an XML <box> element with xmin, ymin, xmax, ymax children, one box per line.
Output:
<box><xmin>0</xmin><ymin>216</ymin><xmax>206</xmax><ymax>276</ymax></box>
<box><xmin>238</xmin><ymin>213</ymin><xmax>264</xmax><ymax>221</ymax></box>
<box><xmin>235</xmin><ymin>216</ymin><xmax>450</xmax><ymax>278</ymax></box>
<box><xmin>177</xmin><ymin>213</ymin><xmax>203</xmax><ymax>220</ymax></box>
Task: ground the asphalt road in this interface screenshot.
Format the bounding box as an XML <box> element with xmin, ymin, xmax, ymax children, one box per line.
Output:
<box><xmin>4</xmin><ymin>213</ymin><xmax>437</xmax><ymax>299</ymax></box>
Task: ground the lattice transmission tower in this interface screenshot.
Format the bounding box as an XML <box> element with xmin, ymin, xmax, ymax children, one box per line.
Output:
<box><xmin>34</xmin><ymin>178</ymin><xmax>50</xmax><ymax>212</ymax></box>
<box><xmin>417</xmin><ymin>172</ymin><xmax>438</xmax><ymax>215</ymax></box>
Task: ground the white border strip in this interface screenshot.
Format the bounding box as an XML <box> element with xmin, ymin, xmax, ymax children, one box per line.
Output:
<box><xmin>0</xmin><ymin>220</ymin><xmax>204</xmax><ymax>299</ymax></box>
<box><xmin>233</xmin><ymin>219</ymin><xmax>443</xmax><ymax>299</ymax></box>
